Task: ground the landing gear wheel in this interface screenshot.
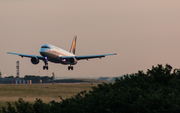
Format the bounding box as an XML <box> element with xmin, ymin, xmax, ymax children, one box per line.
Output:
<box><xmin>43</xmin><ymin>66</ymin><xmax>48</xmax><ymax>70</ymax></box>
<box><xmin>68</xmin><ymin>66</ymin><xmax>74</xmax><ymax>70</ymax></box>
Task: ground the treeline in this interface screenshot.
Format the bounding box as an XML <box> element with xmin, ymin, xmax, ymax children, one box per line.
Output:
<box><xmin>24</xmin><ymin>75</ymin><xmax>54</xmax><ymax>81</ymax></box>
<box><xmin>3</xmin><ymin>75</ymin><xmax>54</xmax><ymax>81</ymax></box>
<box><xmin>1</xmin><ymin>64</ymin><xmax>180</xmax><ymax>113</ymax></box>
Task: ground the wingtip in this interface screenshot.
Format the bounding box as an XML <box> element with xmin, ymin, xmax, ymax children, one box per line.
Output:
<box><xmin>114</xmin><ymin>53</ymin><xmax>117</xmax><ymax>55</ymax></box>
<box><xmin>7</xmin><ymin>52</ymin><xmax>13</xmax><ymax>54</ymax></box>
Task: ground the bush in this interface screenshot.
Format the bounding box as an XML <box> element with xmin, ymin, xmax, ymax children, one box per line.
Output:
<box><xmin>2</xmin><ymin>64</ymin><xmax>180</xmax><ymax>113</ymax></box>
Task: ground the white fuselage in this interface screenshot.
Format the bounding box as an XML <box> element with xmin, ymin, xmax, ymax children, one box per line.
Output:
<box><xmin>7</xmin><ymin>36</ymin><xmax>116</xmax><ymax>70</ymax></box>
<box><xmin>40</xmin><ymin>44</ymin><xmax>75</xmax><ymax>64</ymax></box>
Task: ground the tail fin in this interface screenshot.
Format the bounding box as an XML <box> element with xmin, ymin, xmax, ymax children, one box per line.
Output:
<box><xmin>70</xmin><ymin>36</ymin><xmax>77</xmax><ymax>54</ymax></box>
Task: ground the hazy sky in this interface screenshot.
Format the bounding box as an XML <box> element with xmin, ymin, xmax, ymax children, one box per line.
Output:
<box><xmin>1</xmin><ymin>0</ymin><xmax>180</xmax><ymax>78</ymax></box>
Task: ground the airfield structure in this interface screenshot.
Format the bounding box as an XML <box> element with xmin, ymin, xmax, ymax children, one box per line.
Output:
<box><xmin>16</xmin><ymin>61</ymin><xmax>19</xmax><ymax>78</ymax></box>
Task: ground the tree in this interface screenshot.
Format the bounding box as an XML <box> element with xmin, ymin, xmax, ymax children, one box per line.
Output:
<box><xmin>2</xmin><ymin>64</ymin><xmax>180</xmax><ymax>113</ymax></box>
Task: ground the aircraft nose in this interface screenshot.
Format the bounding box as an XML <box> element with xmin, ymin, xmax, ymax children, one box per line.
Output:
<box><xmin>40</xmin><ymin>48</ymin><xmax>48</xmax><ymax>56</ymax></box>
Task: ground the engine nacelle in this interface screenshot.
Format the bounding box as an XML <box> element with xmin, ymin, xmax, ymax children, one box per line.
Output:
<box><xmin>31</xmin><ymin>57</ymin><xmax>39</xmax><ymax>65</ymax></box>
<box><xmin>68</xmin><ymin>57</ymin><xmax>77</xmax><ymax>65</ymax></box>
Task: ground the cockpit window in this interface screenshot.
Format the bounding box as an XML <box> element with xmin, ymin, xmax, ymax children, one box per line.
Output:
<box><xmin>41</xmin><ymin>46</ymin><xmax>50</xmax><ymax>49</ymax></box>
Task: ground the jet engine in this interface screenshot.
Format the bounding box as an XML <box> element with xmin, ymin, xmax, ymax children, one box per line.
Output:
<box><xmin>31</xmin><ymin>57</ymin><xmax>39</xmax><ymax>65</ymax></box>
<box><xmin>68</xmin><ymin>57</ymin><xmax>77</xmax><ymax>65</ymax></box>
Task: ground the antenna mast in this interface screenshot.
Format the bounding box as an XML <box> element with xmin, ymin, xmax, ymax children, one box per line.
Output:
<box><xmin>16</xmin><ymin>61</ymin><xmax>19</xmax><ymax>78</ymax></box>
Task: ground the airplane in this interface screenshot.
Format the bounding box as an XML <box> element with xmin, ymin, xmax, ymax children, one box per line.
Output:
<box><xmin>7</xmin><ymin>36</ymin><xmax>117</xmax><ymax>70</ymax></box>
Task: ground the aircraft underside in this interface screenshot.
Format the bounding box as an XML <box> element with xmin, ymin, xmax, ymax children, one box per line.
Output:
<box><xmin>42</xmin><ymin>58</ymin><xmax>75</xmax><ymax>70</ymax></box>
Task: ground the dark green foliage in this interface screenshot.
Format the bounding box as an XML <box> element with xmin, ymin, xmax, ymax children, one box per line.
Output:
<box><xmin>33</xmin><ymin>99</ymin><xmax>51</xmax><ymax>113</ymax></box>
<box><xmin>2</xmin><ymin>64</ymin><xmax>180</xmax><ymax>113</ymax></box>
<box><xmin>24</xmin><ymin>75</ymin><xmax>54</xmax><ymax>83</ymax></box>
<box><xmin>14</xmin><ymin>98</ymin><xmax>33</xmax><ymax>113</ymax></box>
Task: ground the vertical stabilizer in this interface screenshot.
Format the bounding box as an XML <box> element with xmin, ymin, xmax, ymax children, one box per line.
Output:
<box><xmin>70</xmin><ymin>36</ymin><xmax>77</xmax><ymax>54</ymax></box>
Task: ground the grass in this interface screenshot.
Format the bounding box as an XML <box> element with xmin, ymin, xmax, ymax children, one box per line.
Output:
<box><xmin>0</xmin><ymin>83</ymin><xmax>97</xmax><ymax>107</ymax></box>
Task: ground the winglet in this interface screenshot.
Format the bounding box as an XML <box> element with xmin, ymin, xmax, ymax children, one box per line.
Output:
<box><xmin>70</xmin><ymin>36</ymin><xmax>77</xmax><ymax>54</ymax></box>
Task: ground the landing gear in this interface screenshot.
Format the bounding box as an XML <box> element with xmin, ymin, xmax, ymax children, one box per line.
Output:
<box><xmin>68</xmin><ymin>66</ymin><xmax>74</xmax><ymax>70</ymax></box>
<box><xmin>43</xmin><ymin>59</ymin><xmax>48</xmax><ymax>70</ymax></box>
<box><xmin>43</xmin><ymin>66</ymin><xmax>48</xmax><ymax>70</ymax></box>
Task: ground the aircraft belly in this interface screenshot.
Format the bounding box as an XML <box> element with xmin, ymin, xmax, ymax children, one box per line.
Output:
<box><xmin>41</xmin><ymin>48</ymin><xmax>75</xmax><ymax>65</ymax></box>
<box><xmin>47</xmin><ymin>55</ymin><xmax>69</xmax><ymax>65</ymax></box>
<box><xmin>49</xmin><ymin>58</ymin><xmax>69</xmax><ymax>65</ymax></box>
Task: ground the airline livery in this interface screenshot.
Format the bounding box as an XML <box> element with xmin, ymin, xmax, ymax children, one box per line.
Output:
<box><xmin>8</xmin><ymin>36</ymin><xmax>117</xmax><ymax>70</ymax></box>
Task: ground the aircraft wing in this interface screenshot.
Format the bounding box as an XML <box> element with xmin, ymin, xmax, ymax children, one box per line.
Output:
<box><xmin>7</xmin><ymin>52</ymin><xmax>44</xmax><ymax>59</ymax></box>
<box><xmin>61</xmin><ymin>53</ymin><xmax>117</xmax><ymax>60</ymax></box>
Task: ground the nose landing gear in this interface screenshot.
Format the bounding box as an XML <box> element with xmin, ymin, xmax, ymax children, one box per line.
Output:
<box><xmin>43</xmin><ymin>59</ymin><xmax>49</xmax><ymax>70</ymax></box>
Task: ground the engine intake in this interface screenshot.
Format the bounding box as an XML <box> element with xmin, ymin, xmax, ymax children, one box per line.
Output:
<box><xmin>68</xmin><ymin>57</ymin><xmax>77</xmax><ymax>65</ymax></box>
<box><xmin>31</xmin><ymin>57</ymin><xmax>39</xmax><ymax>65</ymax></box>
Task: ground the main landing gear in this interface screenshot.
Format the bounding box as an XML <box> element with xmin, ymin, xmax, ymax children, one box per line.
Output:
<box><xmin>68</xmin><ymin>66</ymin><xmax>74</xmax><ymax>70</ymax></box>
<box><xmin>43</xmin><ymin>65</ymin><xmax>48</xmax><ymax>70</ymax></box>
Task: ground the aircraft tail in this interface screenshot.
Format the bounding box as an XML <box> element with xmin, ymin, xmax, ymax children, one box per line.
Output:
<box><xmin>70</xmin><ymin>36</ymin><xmax>77</xmax><ymax>54</ymax></box>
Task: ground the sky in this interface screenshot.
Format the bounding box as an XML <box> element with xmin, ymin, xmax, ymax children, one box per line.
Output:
<box><xmin>1</xmin><ymin>0</ymin><xmax>180</xmax><ymax>78</ymax></box>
